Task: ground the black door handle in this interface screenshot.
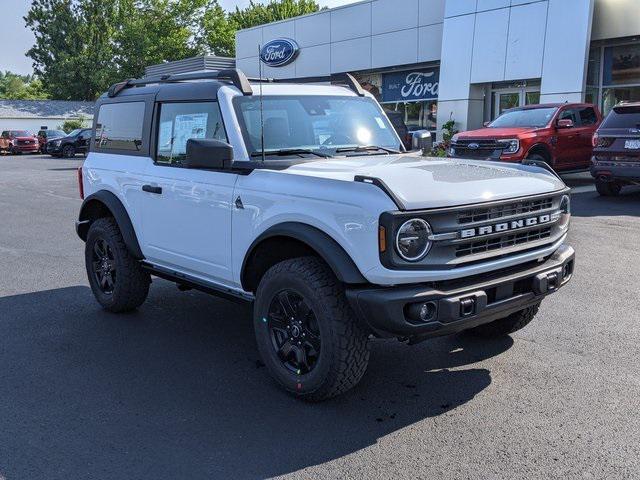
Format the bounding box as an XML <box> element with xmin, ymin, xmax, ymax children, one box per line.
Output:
<box><xmin>142</xmin><ymin>185</ymin><xmax>162</xmax><ymax>194</ymax></box>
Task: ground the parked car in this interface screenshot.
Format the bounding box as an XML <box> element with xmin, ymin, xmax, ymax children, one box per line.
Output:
<box><xmin>591</xmin><ymin>102</ymin><xmax>640</xmax><ymax>196</ymax></box>
<box><xmin>449</xmin><ymin>103</ymin><xmax>602</xmax><ymax>172</ymax></box>
<box><xmin>76</xmin><ymin>70</ymin><xmax>574</xmax><ymax>401</ymax></box>
<box><xmin>0</xmin><ymin>130</ymin><xmax>39</xmax><ymax>154</ymax></box>
<box><xmin>47</xmin><ymin>128</ymin><xmax>92</xmax><ymax>158</ymax></box>
<box><xmin>37</xmin><ymin>129</ymin><xmax>67</xmax><ymax>154</ymax></box>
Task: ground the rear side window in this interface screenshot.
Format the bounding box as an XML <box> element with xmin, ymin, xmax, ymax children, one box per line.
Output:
<box><xmin>601</xmin><ymin>106</ymin><xmax>640</xmax><ymax>129</ymax></box>
<box><xmin>578</xmin><ymin>107</ymin><xmax>598</xmax><ymax>126</ymax></box>
<box><xmin>95</xmin><ymin>102</ymin><xmax>145</xmax><ymax>151</ymax></box>
<box><xmin>156</xmin><ymin>102</ymin><xmax>227</xmax><ymax>165</ymax></box>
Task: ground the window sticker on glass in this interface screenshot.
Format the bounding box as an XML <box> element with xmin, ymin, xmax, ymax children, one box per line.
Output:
<box><xmin>375</xmin><ymin>117</ymin><xmax>387</xmax><ymax>129</ymax></box>
<box><xmin>172</xmin><ymin>113</ymin><xmax>208</xmax><ymax>154</ymax></box>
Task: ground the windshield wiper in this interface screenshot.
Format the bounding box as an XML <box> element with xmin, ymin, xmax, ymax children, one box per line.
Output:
<box><xmin>335</xmin><ymin>145</ymin><xmax>401</xmax><ymax>155</ymax></box>
<box><xmin>250</xmin><ymin>148</ymin><xmax>333</xmax><ymax>158</ymax></box>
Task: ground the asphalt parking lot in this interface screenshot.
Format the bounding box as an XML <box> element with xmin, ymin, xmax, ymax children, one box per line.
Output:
<box><xmin>1</xmin><ymin>154</ymin><xmax>639</xmax><ymax>480</ymax></box>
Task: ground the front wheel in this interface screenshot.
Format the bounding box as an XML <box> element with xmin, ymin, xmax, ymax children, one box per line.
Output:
<box><xmin>254</xmin><ymin>257</ymin><xmax>370</xmax><ymax>402</ymax></box>
<box><xmin>62</xmin><ymin>145</ymin><xmax>76</xmax><ymax>158</ymax></box>
<box><xmin>467</xmin><ymin>303</ymin><xmax>541</xmax><ymax>337</ymax></box>
<box><xmin>85</xmin><ymin>217</ymin><xmax>150</xmax><ymax>312</ymax></box>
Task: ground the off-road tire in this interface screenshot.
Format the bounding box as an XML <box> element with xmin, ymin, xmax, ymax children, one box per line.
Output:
<box><xmin>254</xmin><ymin>257</ymin><xmax>370</xmax><ymax>402</ymax></box>
<box><xmin>595</xmin><ymin>179</ymin><xmax>621</xmax><ymax>197</ymax></box>
<box><xmin>467</xmin><ymin>303</ymin><xmax>541</xmax><ymax>337</ymax></box>
<box><xmin>85</xmin><ymin>217</ymin><xmax>150</xmax><ymax>313</ymax></box>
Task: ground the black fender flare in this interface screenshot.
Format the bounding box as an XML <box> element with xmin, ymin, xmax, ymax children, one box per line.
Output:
<box><xmin>525</xmin><ymin>142</ymin><xmax>553</xmax><ymax>162</ymax></box>
<box><xmin>76</xmin><ymin>190</ymin><xmax>144</xmax><ymax>260</ymax></box>
<box><xmin>241</xmin><ymin>222</ymin><xmax>368</xmax><ymax>289</ymax></box>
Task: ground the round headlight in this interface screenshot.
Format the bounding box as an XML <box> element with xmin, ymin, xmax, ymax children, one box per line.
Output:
<box><xmin>395</xmin><ymin>219</ymin><xmax>432</xmax><ymax>261</ymax></box>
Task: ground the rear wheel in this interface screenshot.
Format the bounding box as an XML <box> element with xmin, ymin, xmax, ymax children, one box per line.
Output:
<box><xmin>254</xmin><ymin>257</ymin><xmax>370</xmax><ymax>401</ymax></box>
<box><xmin>596</xmin><ymin>179</ymin><xmax>622</xmax><ymax>196</ymax></box>
<box><xmin>62</xmin><ymin>145</ymin><xmax>76</xmax><ymax>158</ymax></box>
<box><xmin>467</xmin><ymin>303</ymin><xmax>540</xmax><ymax>337</ymax></box>
<box><xmin>85</xmin><ymin>217</ymin><xmax>150</xmax><ymax>312</ymax></box>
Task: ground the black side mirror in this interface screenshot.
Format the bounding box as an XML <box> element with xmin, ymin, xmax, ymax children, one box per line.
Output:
<box><xmin>184</xmin><ymin>138</ymin><xmax>234</xmax><ymax>170</ymax></box>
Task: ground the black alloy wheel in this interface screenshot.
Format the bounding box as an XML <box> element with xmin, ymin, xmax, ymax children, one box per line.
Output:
<box><xmin>62</xmin><ymin>145</ymin><xmax>75</xmax><ymax>158</ymax></box>
<box><xmin>91</xmin><ymin>237</ymin><xmax>117</xmax><ymax>295</ymax></box>
<box><xmin>267</xmin><ymin>289</ymin><xmax>321</xmax><ymax>374</ymax></box>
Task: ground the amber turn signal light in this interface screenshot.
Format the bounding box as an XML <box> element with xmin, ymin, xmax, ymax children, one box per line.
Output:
<box><xmin>378</xmin><ymin>226</ymin><xmax>386</xmax><ymax>253</ymax></box>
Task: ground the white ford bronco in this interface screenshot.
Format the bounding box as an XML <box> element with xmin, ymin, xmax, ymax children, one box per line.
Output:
<box><xmin>76</xmin><ymin>69</ymin><xmax>574</xmax><ymax>401</ymax></box>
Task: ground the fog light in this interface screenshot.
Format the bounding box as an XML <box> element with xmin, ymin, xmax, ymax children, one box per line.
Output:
<box><xmin>406</xmin><ymin>301</ymin><xmax>437</xmax><ymax>324</ymax></box>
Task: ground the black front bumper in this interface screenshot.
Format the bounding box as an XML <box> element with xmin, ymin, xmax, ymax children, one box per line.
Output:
<box><xmin>346</xmin><ymin>245</ymin><xmax>575</xmax><ymax>340</ymax></box>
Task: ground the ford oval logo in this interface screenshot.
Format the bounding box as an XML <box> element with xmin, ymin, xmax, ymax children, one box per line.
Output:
<box><xmin>260</xmin><ymin>38</ymin><xmax>300</xmax><ymax>67</ymax></box>
<box><xmin>468</xmin><ymin>143</ymin><xmax>480</xmax><ymax>149</ymax></box>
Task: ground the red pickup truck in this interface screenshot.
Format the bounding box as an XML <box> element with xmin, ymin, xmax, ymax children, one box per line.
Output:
<box><xmin>449</xmin><ymin>103</ymin><xmax>602</xmax><ymax>172</ymax></box>
<box><xmin>0</xmin><ymin>130</ymin><xmax>40</xmax><ymax>154</ymax></box>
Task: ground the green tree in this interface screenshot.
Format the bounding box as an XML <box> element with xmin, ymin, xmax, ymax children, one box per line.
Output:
<box><xmin>115</xmin><ymin>0</ymin><xmax>209</xmax><ymax>79</ymax></box>
<box><xmin>59</xmin><ymin>116</ymin><xmax>89</xmax><ymax>133</ymax></box>
<box><xmin>203</xmin><ymin>0</ymin><xmax>321</xmax><ymax>57</ymax></box>
<box><xmin>24</xmin><ymin>0</ymin><xmax>322</xmax><ymax>100</ymax></box>
<box><xmin>0</xmin><ymin>71</ymin><xmax>49</xmax><ymax>99</ymax></box>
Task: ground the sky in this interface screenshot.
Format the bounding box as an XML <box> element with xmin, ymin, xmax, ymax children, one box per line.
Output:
<box><xmin>1</xmin><ymin>0</ymin><xmax>356</xmax><ymax>76</ymax></box>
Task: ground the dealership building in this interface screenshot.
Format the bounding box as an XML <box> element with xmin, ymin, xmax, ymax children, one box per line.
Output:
<box><xmin>235</xmin><ymin>0</ymin><xmax>640</xmax><ymax>138</ymax></box>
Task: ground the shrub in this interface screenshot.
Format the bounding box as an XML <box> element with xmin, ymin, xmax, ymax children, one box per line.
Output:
<box><xmin>59</xmin><ymin>116</ymin><xmax>88</xmax><ymax>133</ymax></box>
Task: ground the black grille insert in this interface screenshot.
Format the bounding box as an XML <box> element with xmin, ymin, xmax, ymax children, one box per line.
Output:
<box><xmin>456</xmin><ymin>227</ymin><xmax>553</xmax><ymax>258</ymax></box>
<box><xmin>458</xmin><ymin>197</ymin><xmax>554</xmax><ymax>225</ymax></box>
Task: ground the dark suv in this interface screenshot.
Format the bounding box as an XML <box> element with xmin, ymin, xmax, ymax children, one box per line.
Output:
<box><xmin>591</xmin><ymin>102</ymin><xmax>640</xmax><ymax>196</ymax></box>
<box><xmin>37</xmin><ymin>129</ymin><xmax>66</xmax><ymax>154</ymax></box>
<box><xmin>47</xmin><ymin>128</ymin><xmax>92</xmax><ymax>158</ymax></box>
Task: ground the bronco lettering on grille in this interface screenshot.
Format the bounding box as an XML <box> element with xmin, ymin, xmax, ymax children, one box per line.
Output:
<box><xmin>459</xmin><ymin>213</ymin><xmax>560</xmax><ymax>239</ymax></box>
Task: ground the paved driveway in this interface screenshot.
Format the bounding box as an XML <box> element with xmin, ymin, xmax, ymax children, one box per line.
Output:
<box><xmin>0</xmin><ymin>155</ymin><xmax>639</xmax><ymax>479</ymax></box>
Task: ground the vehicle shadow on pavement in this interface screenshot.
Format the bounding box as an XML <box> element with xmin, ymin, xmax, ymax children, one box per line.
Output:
<box><xmin>0</xmin><ymin>282</ymin><xmax>511</xmax><ymax>480</ymax></box>
<box><xmin>570</xmin><ymin>188</ymin><xmax>640</xmax><ymax>217</ymax></box>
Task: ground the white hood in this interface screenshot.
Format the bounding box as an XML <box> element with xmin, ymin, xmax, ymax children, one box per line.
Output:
<box><xmin>281</xmin><ymin>153</ymin><xmax>566</xmax><ymax>210</ymax></box>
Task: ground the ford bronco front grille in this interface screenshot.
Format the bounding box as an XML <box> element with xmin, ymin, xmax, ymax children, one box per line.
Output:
<box><xmin>458</xmin><ymin>197</ymin><xmax>554</xmax><ymax>224</ymax></box>
<box><xmin>455</xmin><ymin>226</ymin><xmax>553</xmax><ymax>258</ymax></box>
<box><xmin>380</xmin><ymin>192</ymin><xmax>569</xmax><ymax>270</ymax></box>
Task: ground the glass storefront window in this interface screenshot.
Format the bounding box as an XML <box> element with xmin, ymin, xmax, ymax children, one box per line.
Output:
<box><xmin>586</xmin><ymin>41</ymin><xmax>640</xmax><ymax>115</ymax></box>
<box><xmin>525</xmin><ymin>91</ymin><xmax>541</xmax><ymax>105</ymax></box>
<box><xmin>603</xmin><ymin>44</ymin><xmax>640</xmax><ymax>86</ymax></box>
<box><xmin>382</xmin><ymin>100</ymin><xmax>437</xmax><ymax>131</ymax></box>
<box><xmin>585</xmin><ymin>87</ymin><xmax>599</xmax><ymax>106</ymax></box>
<box><xmin>586</xmin><ymin>46</ymin><xmax>601</xmax><ymax>86</ymax></box>
<box><xmin>602</xmin><ymin>87</ymin><xmax>640</xmax><ymax>115</ymax></box>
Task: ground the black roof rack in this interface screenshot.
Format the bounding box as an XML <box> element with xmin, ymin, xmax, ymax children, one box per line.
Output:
<box><xmin>107</xmin><ymin>69</ymin><xmax>254</xmax><ymax>97</ymax></box>
<box><xmin>248</xmin><ymin>72</ymin><xmax>366</xmax><ymax>96</ymax></box>
<box><xmin>106</xmin><ymin>69</ymin><xmax>366</xmax><ymax>99</ymax></box>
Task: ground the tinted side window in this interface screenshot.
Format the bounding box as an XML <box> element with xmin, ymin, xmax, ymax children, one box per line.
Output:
<box><xmin>156</xmin><ymin>102</ymin><xmax>227</xmax><ymax>165</ymax></box>
<box><xmin>558</xmin><ymin>109</ymin><xmax>579</xmax><ymax>124</ymax></box>
<box><xmin>95</xmin><ymin>102</ymin><xmax>145</xmax><ymax>152</ymax></box>
<box><xmin>578</xmin><ymin>107</ymin><xmax>598</xmax><ymax>126</ymax></box>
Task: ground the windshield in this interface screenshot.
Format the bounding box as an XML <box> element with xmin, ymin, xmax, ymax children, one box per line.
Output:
<box><xmin>233</xmin><ymin>95</ymin><xmax>402</xmax><ymax>158</ymax></box>
<box><xmin>601</xmin><ymin>106</ymin><xmax>640</xmax><ymax>129</ymax></box>
<box><xmin>47</xmin><ymin>130</ymin><xmax>66</xmax><ymax>137</ymax></box>
<box><xmin>67</xmin><ymin>129</ymin><xmax>81</xmax><ymax>137</ymax></box>
<box><xmin>10</xmin><ymin>130</ymin><xmax>32</xmax><ymax>137</ymax></box>
<box><xmin>490</xmin><ymin>107</ymin><xmax>558</xmax><ymax>128</ymax></box>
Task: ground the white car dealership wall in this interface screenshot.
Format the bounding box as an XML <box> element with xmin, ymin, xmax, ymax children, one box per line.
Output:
<box><xmin>236</xmin><ymin>0</ymin><xmax>640</xmax><ymax>135</ymax></box>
